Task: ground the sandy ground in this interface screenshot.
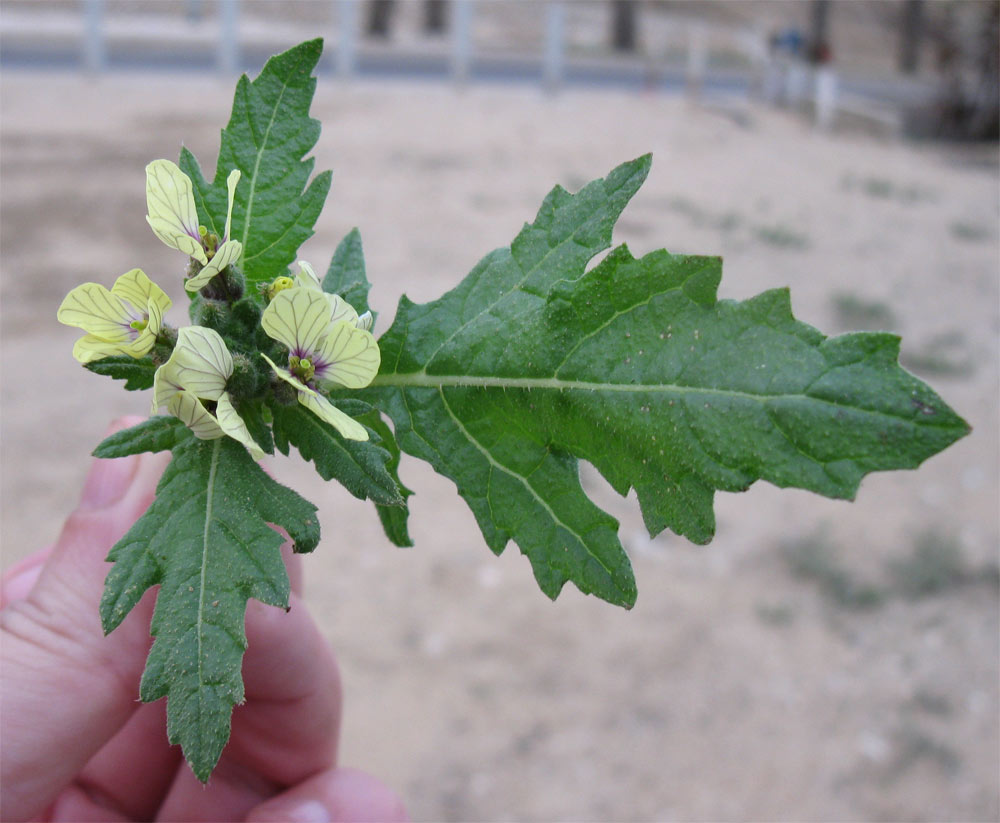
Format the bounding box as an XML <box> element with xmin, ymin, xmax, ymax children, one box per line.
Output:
<box><xmin>1</xmin><ymin>70</ymin><xmax>998</xmax><ymax>821</ymax></box>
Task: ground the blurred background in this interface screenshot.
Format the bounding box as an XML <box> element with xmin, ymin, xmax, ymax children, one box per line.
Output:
<box><xmin>2</xmin><ymin>1</ymin><xmax>998</xmax><ymax>820</ymax></box>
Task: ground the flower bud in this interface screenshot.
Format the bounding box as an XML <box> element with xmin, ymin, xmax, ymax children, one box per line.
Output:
<box><xmin>227</xmin><ymin>351</ymin><xmax>265</xmax><ymax>401</ymax></box>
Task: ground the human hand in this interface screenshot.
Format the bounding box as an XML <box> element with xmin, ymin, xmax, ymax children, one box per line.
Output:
<box><xmin>1</xmin><ymin>417</ymin><xmax>407</xmax><ymax>822</ymax></box>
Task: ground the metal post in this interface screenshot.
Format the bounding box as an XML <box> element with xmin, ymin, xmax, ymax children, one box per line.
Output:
<box><xmin>899</xmin><ymin>0</ymin><xmax>924</xmax><ymax>74</ymax></box>
<box><xmin>543</xmin><ymin>1</ymin><xmax>566</xmax><ymax>92</ymax></box>
<box><xmin>337</xmin><ymin>0</ymin><xmax>359</xmax><ymax>77</ymax></box>
<box><xmin>685</xmin><ymin>22</ymin><xmax>707</xmax><ymax>101</ymax></box>
<box><xmin>218</xmin><ymin>0</ymin><xmax>240</xmax><ymax>75</ymax></box>
<box><xmin>814</xmin><ymin>66</ymin><xmax>838</xmax><ymax>130</ymax></box>
<box><xmin>82</xmin><ymin>0</ymin><xmax>105</xmax><ymax>73</ymax></box>
<box><xmin>451</xmin><ymin>0</ymin><xmax>473</xmax><ymax>85</ymax></box>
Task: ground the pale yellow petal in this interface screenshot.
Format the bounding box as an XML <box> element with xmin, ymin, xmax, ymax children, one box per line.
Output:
<box><xmin>145</xmin><ymin>290</ymin><xmax>167</xmax><ymax>337</ymax></box>
<box><xmin>260</xmin><ymin>288</ymin><xmax>333</xmax><ymax>356</ymax></box>
<box><xmin>216</xmin><ymin>392</ymin><xmax>265</xmax><ymax>461</ymax></box>
<box><xmin>72</xmin><ymin>334</ymin><xmax>134</xmax><ymax>364</ymax></box>
<box><xmin>167</xmin><ymin>390</ymin><xmax>225</xmax><ymax>440</ymax></box>
<box><xmin>145</xmin><ymin>160</ymin><xmax>207</xmax><ymax>264</ymax></box>
<box><xmin>292</xmin><ymin>261</ymin><xmax>361</xmax><ymax>326</ymax></box>
<box><xmin>294</xmin><ymin>261</ymin><xmax>322</xmax><ymax>291</ymax></box>
<box><xmin>298</xmin><ymin>392</ymin><xmax>369</xmax><ymax>441</ymax></box>
<box><xmin>325</xmin><ymin>293</ymin><xmax>360</xmax><ymax>328</ymax></box>
<box><xmin>355</xmin><ymin>311</ymin><xmax>373</xmax><ymax>332</ymax></box>
<box><xmin>118</xmin><ymin>330</ymin><xmax>157</xmax><ymax>359</ymax></box>
<box><xmin>109</xmin><ymin>268</ymin><xmax>167</xmax><ymax>315</ymax></box>
<box><xmin>57</xmin><ymin>283</ymin><xmax>133</xmax><ymax>340</ymax></box>
<box><xmin>260</xmin><ymin>352</ymin><xmax>315</xmax><ymax>395</ymax></box>
<box><xmin>184</xmin><ymin>240</ymin><xmax>242</xmax><ymax>292</ymax></box>
<box><xmin>168</xmin><ymin>326</ymin><xmax>233</xmax><ymax>399</ymax></box>
<box><xmin>315</xmin><ymin>322</ymin><xmax>381</xmax><ymax>389</ymax></box>
<box><xmin>151</xmin><ymin>360</ymin><xmax>184</xmax><ymax>413</ymax></box>
<box><xmin>224</xmin><ymin>169</ymin><xmax>241</xmax><ymax>242</ymax></box>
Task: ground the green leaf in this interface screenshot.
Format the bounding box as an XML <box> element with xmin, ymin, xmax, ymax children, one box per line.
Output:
<box><xmin>93</xmin><ymin>416</ymin><xmax>189</xmax><ymax>458</ymax></box>
<box><xmin>179</xmin><ymin>39</ymin><xmax>331</xmax><ymax>295</ymax></box>
<box><xmin>358</xmin><ymin>408</ymin><xmax>414</xmax><ymax>547</ymax></box>
<box><xmin>367</xmin><ymin>156</ymin><xmax>969</xmax><ymax>608</ymax></box>
<box><xmin>271</xmin><ymin>403</ymin><xmax>403</xmax><ymax>506</ymax></box>
<box><xmin>233</xmin><ymin>398</ymin><xmax>275</xmax><ymax>456</ymax></box>
<box><xmin>323</xmin><ymin>228</ymin><xmax>373</xmax><ymax>318</ymax></box>
<box><xmin>84</xmin><ymin>355</ymin><xmax>156</xmax><ymax>390</ymax></box>
<box><xmin>100</xmin><ymin>436</ymin><xmax>320</xmax><ymax>781</ymax></box>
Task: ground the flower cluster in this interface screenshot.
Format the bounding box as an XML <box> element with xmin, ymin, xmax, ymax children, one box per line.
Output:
<box><xmin>59</xmin><ymin>160</ymin><xmax>380</xmax><ymax>457</ymax></box>
<box><xmin>260</xmin><ymin>263</ymin><xmax>380</xmax><ymax>441</ymax></box>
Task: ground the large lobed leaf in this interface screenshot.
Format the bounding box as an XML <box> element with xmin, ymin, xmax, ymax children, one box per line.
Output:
<box><xmin>179</xmin><ymin>38</ymin><xmax>331</xmax><ymax>294</ymax></box>
<box><xmin>99</xmin><ymin>432</ymin><xmax>320</xmax><ymax>781</ymax></box>
<box><xmin>368</xmin><ymin>155</ymin><xmax>970</xmax><ymax>609</ymax></box>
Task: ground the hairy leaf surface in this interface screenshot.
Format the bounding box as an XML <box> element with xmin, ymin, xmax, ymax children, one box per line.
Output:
<box><xmin>179</xmin><ymin>39</ymin><xmax>331</xmax><ymax>294</ymax></box>
<box><xmin>368</xmin><ymin>156</ymin><xmax>969</xmax><ymax>608</ymax></box>
<box><xmin>358</xmin><ymin>408</ymin><xmax>414</xmax><ymax>547</ymax></box>
<box><xmin>100</xmin><ymin>434</ymin><xmax>320</xmax><ymax>781</ymax></box>
<box><xmin>93</xmin><ymin>416</ymin><xmax>188</xmax><ymax>458</ymax></box>
<box><xmin>85</xmin><ymin>355</ymin><xmax>156</xmax><ymax>390</ymax></box>
<box><xmin>271</xmin><ymin>403</ymin><xmax>403</xmax><ymax>506</ymax></box>
<box><xmin>323</xmin><ymin>228</ymin><xmax>374</xmax><ymax>320</ymax></box>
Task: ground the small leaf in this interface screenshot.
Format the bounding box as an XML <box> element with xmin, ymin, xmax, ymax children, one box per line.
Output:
<box><xmin>323</xmin><ymin>228</ymin><xmax>373</xmax><ymax>319</ymax></box>
<box><xmin>357</xmin><ymin>408</ymin><xmax>414</xmax><ymax>547</ymax></box>
<box><xmin>93</xmin><ymin>416</ymin><xmax>190</xmax><ymax>458</ymax></box>
<box><xmin>272</xmin><ymin>402</ymin><xmax>403</xmax><ymax>506</ymax></box>
<box><xmin>179</xmin><ymin>39</ymin><xmax>331</xmax><ymax>294</ymax></box>
<box><xmin>100</xmin><ymin>436</ymin><xmax>319</xmax><ymax>781</ymax></box>
<box><xmin>84</xmin><ymin>355</ymin><xmax>156</xmax><ymax>390</ymax></box>
<box><xmin>367</xmin><ymin>155</ymin><xmax>970</xmax><ymax>608</ymax></box>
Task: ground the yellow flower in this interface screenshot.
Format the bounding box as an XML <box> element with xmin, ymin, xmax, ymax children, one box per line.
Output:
<box><xmin>145</xmin><ymin>159</ymin><xmax>242</xmax><ymax>293</ymax></box>
<box><xmin>293</xmin><ymin>261</ymin><xmax>373</xmax><ymax>331</ymax></box>
<box><xmin>57</xmin><ymin>268</ymin><xmax>172</xmax><ymax>364</ymax></box>
<box><xmin>260</xmin><ymin>287</ymin><xmax>380</xmax><ymax>441</ymax></box>
<box><xmin>152</xmin><ymin>326</ymin><xmax>264</xmax><ymax>460</ymax></box>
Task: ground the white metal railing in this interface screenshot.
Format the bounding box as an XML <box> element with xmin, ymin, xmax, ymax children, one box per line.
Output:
<box><xmin>9</xmin><ymin>0</ymin><xmax>849</xmax><ymax>129</ymax></box>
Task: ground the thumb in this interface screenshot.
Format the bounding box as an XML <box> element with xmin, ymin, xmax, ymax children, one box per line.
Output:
<box><xmin>0</xmin><ymin>417</ymin><xmax>169</xmax><ymax>822</ymax></box>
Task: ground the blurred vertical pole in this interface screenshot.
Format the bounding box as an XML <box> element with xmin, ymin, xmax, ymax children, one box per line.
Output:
<box><xmin>899</xmin><ymin>0</ymin><xmax>924</xmax><ymax>74</ymax></box>
<box><xmin>367</xmin><ymin>0</ymin><xmax>394</xmax><ymax>37</ymax></box>
<box><xmin>685</xmin><ymin>22</ymin><xmax>707</xmax><ymax>102</ymax></box>
<box><xmin>218</xmin><ymin>0</ymin><xmax>240</xmax><ymax>75</ymax></box>
<box><xmin>451</xmin><ymin>0</ymin><xmax>473</xmax><ymax>86</ymax></box>
<box><xmin>82</xmin><ymin>0</ymin><xmax>105</xmax><ymax>73</ymax></box>
<box><xmin>814</xmin><ymin>66</ymin><xmax>837</xmax><ymax>129</ymax></box>
<box><xmin>611</xmin><ymin>0</ymin><xmax>636</xmax><ymax>52</ymax></box>
<box><xmin>808</xmin><ymin>0</ymin><xmax>830</xmax><ymax>61</ymax></box>
<box><xmin>744</xmin><ymin>27</ymin><xmax>768</xmax><ymax>100</ymax></box>
<box><xmin>543</xmin><ymin>1</ymin><xmax>566</xmax><ymax>93</ymax></box>
<box><xmin>424</xmin><ymin>0</ymin><xmax>447</xmax><ymax>34</ymax></box>
<box><xmin>337</xmin><ymin>0</ymin><xmax>359</xmax><ymax>78</ymax></box>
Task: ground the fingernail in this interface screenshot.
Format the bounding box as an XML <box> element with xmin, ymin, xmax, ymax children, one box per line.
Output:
<box><xmin>79</xmin><ymin>454</ymin><xmax>140</xmax><ymax>510</ymax></box>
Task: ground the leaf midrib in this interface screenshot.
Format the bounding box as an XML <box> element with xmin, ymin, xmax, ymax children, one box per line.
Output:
<box><xmin>371</xmin><ymin>372</ymin><xmax>956</xmax><ymax>428</ymax></box>
<box><xmin>196</xmin><ymin>439</ymin><xmax>222</xmax><ymax>710</ymax></box>
<box><xmin>437</xmin><ymin>387</ymin><xmax>625</xmax><ymax>596</ymax></box>
<box><xmin>239</xmin><ymin>50</ymin><xmax>308</xmax><ymax>256</ymax></box>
